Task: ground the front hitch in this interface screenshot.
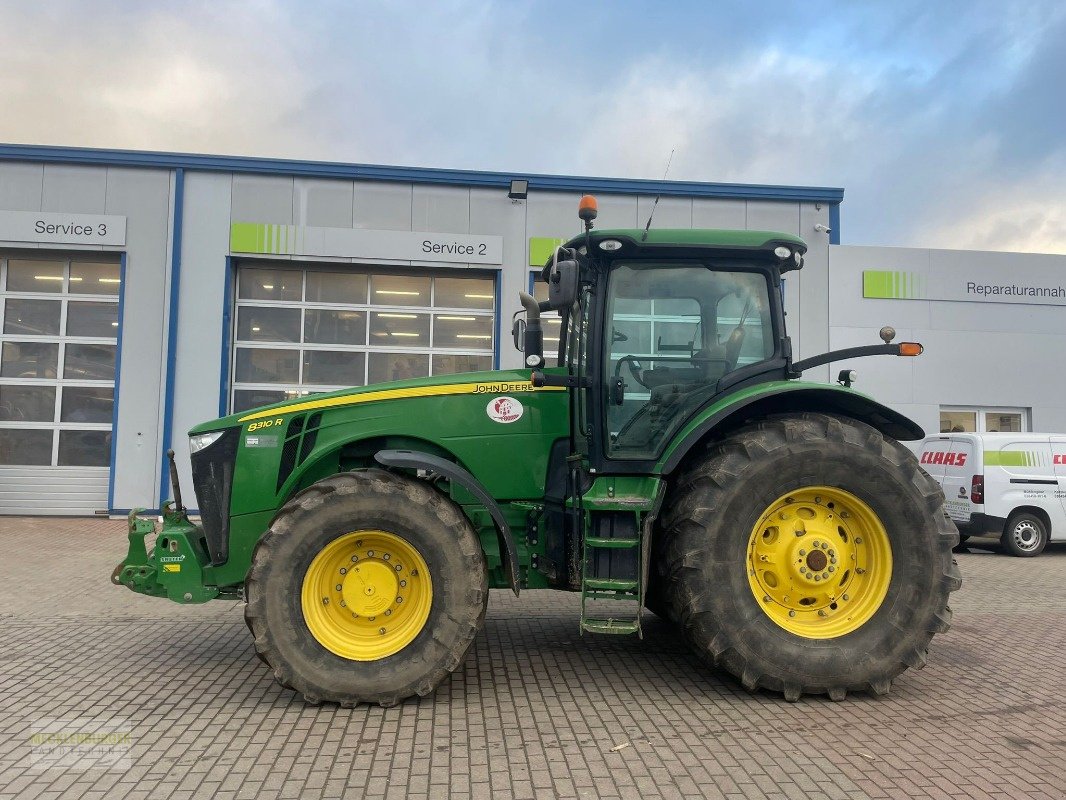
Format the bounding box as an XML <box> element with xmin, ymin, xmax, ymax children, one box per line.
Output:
<box><xmin>111</xmin><ymin>504</ymin><xmax>219</xmax><ymax>603</ymax></box>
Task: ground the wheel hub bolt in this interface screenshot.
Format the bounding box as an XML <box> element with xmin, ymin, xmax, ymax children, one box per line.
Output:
<box><xmin>335</xmin><ymin>584</ymin><xmax>342</xmax><ymax>592</ymax></box>
<box><xmin>400</xmin><ymin>580</ymin><xmax>407</xmax><ymax>587</ymax></box>
<box><xmin>385</xmin><ymin>609</ymin><xmax>392</xmax><ymax>616</ymax></box>
<box><xmin>789</xmin><ymin>610</ymin><xmax>796</xmax><ymax>617</ymax></box>
<box><xmin>383</xmin><ymin>553</ymin><xmax>390</xmax><ymax>560</ymax></box>
<box><xmin>763</xmin><ymin>595</ymin><xmax>771</xmax><ymax>602</ymax></box>
<box><xmin>367</xmin><ymin>550</ymin><xmax>375</xmax><ymax>557</ymax></box>
<box><xmin>379</xmin><ymin>628</ymin><xmax>386</xmax><ymax>635</ymax></box>
<box><xmin>351</xmin><ymin>555</ymin><xmax>359</xmax><ymax>562</ymax></box>
<box><xmin>818</xmin><ymin>610</ymin><xmax>827</xmax><ymax>617</ymax></box>
<box><xmin>812</xmin><ymin>540</ymin><xmax>820</xmax><ymax>547</ymax></box>
<box><xmin>340</xmin><ymin>567</ymin><xmax>347</xmax><ymax>575</ymax></box>
<box><xmin>828</xmin><ymin>566</ymin><xmax>835</xmax><ymax>573</ymax></box>
<box><xmin>799</xmin><ymin>549</ymin><xmax>806</xmax><ymax>556</ymax></box>
<box><xmin>822</xmin><ymin>572</ymin><xmax>829</xmax><ymax>580</ymax></box>
<box><xmin>396</xmin><ymin>597</ymin><xmax>403</xmax><ymax>603</ymax></box>
<box><xmin>395</xmin><ymin>565</ymin><xmax>403</xmax><ymax>572</ymax></box>
<box><xmin>856</xmin><ymin>568</ymin><xmax>866</xmax><ymax>575</ymax></box>
<box><xmin>814</xmin><ymin>575</ymin><xmax>821</xmax><ymax>581</ymax></box>
<box><xmin>820</xmin><ymin>542</ymin><xmax>828</xmax><ymax>550</ymax></box>
<box><xmin>854</xmin><ymin>538</ymin><xmax>862</xmax><ymax>544</ymax></box>
<box><xmin>843</xmin><ymin>594</ymin><xmax>850</xmax><ymax>601</ymax></box>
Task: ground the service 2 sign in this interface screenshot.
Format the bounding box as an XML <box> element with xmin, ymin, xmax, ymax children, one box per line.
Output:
<box><xmin>0</xmin><ymin>210</ymin><xmax>127</xmax><ymax>246</ymax></box>
<box><xmin>230</xmin><ymin>222</ymin><xmax>503</xmax><ymax>265</ymax></box>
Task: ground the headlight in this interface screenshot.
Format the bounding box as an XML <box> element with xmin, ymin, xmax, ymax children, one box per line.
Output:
<box><xmin>189</xmin><ymin>431</ymin><xmax>225</xmax><ymax>453</ymax></box>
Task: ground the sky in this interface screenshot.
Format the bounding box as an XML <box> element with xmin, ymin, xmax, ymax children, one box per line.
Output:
<box><xmin>0</xmin><ymin>0</ymin><xmax>1063</xmax><ymax>253</ymax></box>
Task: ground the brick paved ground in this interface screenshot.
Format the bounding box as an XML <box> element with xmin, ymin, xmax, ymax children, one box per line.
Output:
<box><xmin>1</xmin><ymin>517</ymin><xmax>1064</xmax><ymax>799</ymax></box>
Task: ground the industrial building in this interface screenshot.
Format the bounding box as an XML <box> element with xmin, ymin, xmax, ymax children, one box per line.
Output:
<box><xmin>0</xmin><ymin>144</ymin><xmax>1061</xmax><ymax>514</ymax></box>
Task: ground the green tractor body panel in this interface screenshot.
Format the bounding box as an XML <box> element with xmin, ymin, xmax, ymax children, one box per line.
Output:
<box><xmin>114</xmin><ymin>224</ymin><xmax>924</xmax><ymax>607</ymax></box>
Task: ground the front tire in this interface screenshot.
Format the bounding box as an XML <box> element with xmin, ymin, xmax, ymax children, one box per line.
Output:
<box><xmin>245</xmin><ymin>470</ymin><xmax>488</xmax><ymax>706</ymax></box>
<box><xmin>1001</xmin><ymin>512</ymin><xmax>1048</xmax><ymax>558</ymax></box>
<box><xmin>655</xmin><ymin>413</ymin><xmax>961</xmax><ymax>701</ymax></box>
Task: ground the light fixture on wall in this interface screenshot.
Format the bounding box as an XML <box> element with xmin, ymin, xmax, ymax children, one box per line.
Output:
<box><xmin>508</xmin><ymin>179</ymin><xmax>528</xmax><ymax>201</ymax></box>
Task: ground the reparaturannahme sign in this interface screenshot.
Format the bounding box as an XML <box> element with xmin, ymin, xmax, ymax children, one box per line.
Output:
<box><xmin>230</xmin><ymin>222</ymin><xmax>502</xmax><ymax>265</ymax></box>
<box><xmin>863</xmin><ymin>269</ymin><xmax>1066</xmax><ymax>307</ymax></box>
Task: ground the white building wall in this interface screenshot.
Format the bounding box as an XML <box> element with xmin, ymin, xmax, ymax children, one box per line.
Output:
<box><xmin>829</xmin><ymin>245</ymin><xmax>1066</xmax><ymax>438</ymax></box>
<box><xmin>0</xmin><ymin>163</ymin><xmax>172</xmax><ymax>513</ymax></box>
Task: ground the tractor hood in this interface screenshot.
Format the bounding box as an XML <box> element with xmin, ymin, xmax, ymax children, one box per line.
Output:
<box><xmin>189</xmin><ymin>368</ymin><xmax>561</xmax><ymax>435</ymax></box>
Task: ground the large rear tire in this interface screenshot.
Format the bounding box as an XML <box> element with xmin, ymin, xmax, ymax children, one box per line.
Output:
<box><xmin>655</xmin><ymin>413</ymin><xmax>961</xmax><ymax>701</ymax></box>
<box><xmin>245</xmin><ymin>470</ymin><xmax>488</xmax><ymax>706</ymax></box>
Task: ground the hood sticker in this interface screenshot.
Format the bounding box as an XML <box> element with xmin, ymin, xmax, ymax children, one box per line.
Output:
<box><xmin>487</xmin><ymin>396</ymin><xmax>523</xmax><ymax>424</ymax></box>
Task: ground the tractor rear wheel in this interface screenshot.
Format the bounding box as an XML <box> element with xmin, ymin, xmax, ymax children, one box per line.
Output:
<box><xmin>244</xmin><ymin>470</ymin><xmax>487</xmax><ymax>706</ymax></box>
<box><xmin>655</xmin><ymin>412</ymin><xmax>961</xmax><ymax>701</ymax></box>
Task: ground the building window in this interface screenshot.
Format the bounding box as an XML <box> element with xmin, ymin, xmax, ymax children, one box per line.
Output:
<box><xmin>230</xmin><ymin>264</ymin><xmax>496</xmax><ymax>414</ymax></box>
<box><xmin>0</xmin><ymin>256</ymin><xmax>120</xmax><ymax>467</ymax></box>
<box><xmin>940</xmin><ymin>406</ymin><xmax>1028</xmax><ymax>433</ymax></box>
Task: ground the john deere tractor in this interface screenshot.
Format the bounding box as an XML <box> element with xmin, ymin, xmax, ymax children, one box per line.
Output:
<box><xmin>113</xmin><ymin>195</ymin><xmax>960</xmax><ymax>705</ymax></box>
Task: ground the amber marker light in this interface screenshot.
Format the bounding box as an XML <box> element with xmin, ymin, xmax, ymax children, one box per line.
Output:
<box><xmin>898</xmin><ymin>342</ymin><xmax>924</xmax><ymax>356</ymax></box>
<box><xmin>578</xmin><ymin>195</ymin><xmax>598</xmax><ymax>222</ymax></box>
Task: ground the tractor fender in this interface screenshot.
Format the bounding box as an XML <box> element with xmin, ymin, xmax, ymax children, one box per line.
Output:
<box><xmin>660</xmin><ymin>385</ymin><xmax>925</xmax><ymax>475</ymax></box>
<box><xmin>374</xmin><ymin>449</ymin><xmax>520</xmax><ymax>596</ymax></box>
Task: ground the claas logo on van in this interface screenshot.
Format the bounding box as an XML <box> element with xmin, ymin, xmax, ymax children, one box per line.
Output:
<box><xmin>920</xmin><ymin>451</ymin><xmax>967</xmax><ymax>467</ymax></box>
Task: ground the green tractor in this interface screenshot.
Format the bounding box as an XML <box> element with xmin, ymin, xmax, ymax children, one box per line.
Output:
<box><xmin>113</xmin><ymin>195</ymin><xmax>960</xmax><ymax>705</ymax></box>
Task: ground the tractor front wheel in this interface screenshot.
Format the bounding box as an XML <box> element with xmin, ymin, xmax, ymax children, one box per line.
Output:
<box><xmin>244</xmin><ymin>470</ymin><xmax>488</xmax><ymax>706</ymax></box>
<box><xmin>656</xmin><ymin>413</ymin><xmax>961</xmax><ymax>701</ymax></box>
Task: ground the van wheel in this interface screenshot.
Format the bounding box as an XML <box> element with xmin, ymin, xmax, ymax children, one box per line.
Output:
<box><xmin>1001</xmin><ymin>513</ymin><xmax>1048</xmax><ymax>558</ymax></box>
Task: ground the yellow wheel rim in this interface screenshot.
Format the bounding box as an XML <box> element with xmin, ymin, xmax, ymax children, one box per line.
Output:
<box><xmin>301</xmin><ymin>530</ymin><xmax>433</xmax><ymax>661</ymax></box>
<box><xmin>746</xmin><ymin>486</ymin><xmax>892</xmax><ymax>639</ymax></box>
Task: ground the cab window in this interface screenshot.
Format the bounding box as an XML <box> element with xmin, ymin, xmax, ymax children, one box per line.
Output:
<box><xmin>605</xmin><ymin>263</ymin><xmax>773</xmax><ymax>458</ymax></box>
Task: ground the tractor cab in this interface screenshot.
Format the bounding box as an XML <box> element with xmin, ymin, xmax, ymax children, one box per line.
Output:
<box><xmin>519</xmin><ymin>195</ymin><xmax>806</xmax><ymax>472</ymax></box>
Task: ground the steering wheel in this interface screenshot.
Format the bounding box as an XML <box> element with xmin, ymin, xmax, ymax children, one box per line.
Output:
<box><xmin>613</xmin><ymin>355</ymin><xmax>650</xmax><ymax>389</ymax></box>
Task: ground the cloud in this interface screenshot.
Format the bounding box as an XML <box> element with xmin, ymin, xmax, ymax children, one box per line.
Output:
<box><xmin>0</xmin><ymin>0</ymin><xmax>1062</xmax><ymax>254</ymax></box>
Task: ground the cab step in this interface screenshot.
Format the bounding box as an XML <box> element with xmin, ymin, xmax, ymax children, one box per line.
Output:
<box><xmin>581</xmin><ymin>618</ymin><xmax>641</xmax><ymax>635</ymax></box>
<box><xmin>584</xmin><ymin>536</ymin><xmax>640</xmax><ymax>549</ymax></box>
<box><xmin>583</xmin><ymin>577</ymin><xmax>639</xmax><ymax>592</ymax></box>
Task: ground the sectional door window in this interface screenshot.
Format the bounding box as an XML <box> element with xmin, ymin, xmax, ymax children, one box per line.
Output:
<box><xmin>231</xmin><ymin>264</ymin><xmax>496</xmax><ymax>413</ymax></box>
<box><xmin>0</xmin><ymin>257</ymin><xmax>120</xmax><ymax>468</ymax></box>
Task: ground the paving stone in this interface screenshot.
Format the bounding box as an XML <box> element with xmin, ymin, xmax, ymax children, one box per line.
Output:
<box><xmin>1</xmin><ymin>519</ymin><xmax>1064</xmax><ymax>798</ymax></box>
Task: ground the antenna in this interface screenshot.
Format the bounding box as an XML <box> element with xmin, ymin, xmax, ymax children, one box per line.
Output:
<box><xmin>641</xmin><ymin>148</ymin><xmax>675</xmax><ymax>242</ymax></box>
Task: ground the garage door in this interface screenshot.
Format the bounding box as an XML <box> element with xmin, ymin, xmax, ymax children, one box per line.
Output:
<box><xmin>230</xmin><ymin>264</ymin><xmax>496</xmax><ymax>413</ymax></box>
<box><xmin>0</xmin><ymin>256</ymin><xmax>120</xmax><ymax>515</ymax></box>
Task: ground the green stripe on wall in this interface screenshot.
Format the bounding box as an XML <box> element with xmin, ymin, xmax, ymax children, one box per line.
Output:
<box><xmin>529</xmin><ymin>236</ymin><xmax>567</xmax><ymax>266</ymax></box>
<box><xmin>862</xmin><ymin>270</ymin><xmax>924</xmax><ymax>300</ymax></box>
<box><xmin>230</xmin><ymin>222</ymin><xmax>261</xmax><ymax>253</ymax></box>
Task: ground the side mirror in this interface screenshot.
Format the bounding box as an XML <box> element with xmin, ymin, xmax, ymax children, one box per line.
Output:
<box><xmin>518</xmin><ymin>292</ymin><xmax>544</xmax><ymax>368</ymax></box>
<box><xmin>547</xmin><ymin>257</ymin><xmax>579</xmax><ymax>310</ymax></box>
<box><xmin>511</xmin><ymin>314</ymin><xmax>526</xmax><ymax>352</ymax></box>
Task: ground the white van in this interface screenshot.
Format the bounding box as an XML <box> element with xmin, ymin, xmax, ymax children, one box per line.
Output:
<box><xmin>918</xmin><ymin>433</ymin><xmax>1066</xmax><ymax>557</ymax></box>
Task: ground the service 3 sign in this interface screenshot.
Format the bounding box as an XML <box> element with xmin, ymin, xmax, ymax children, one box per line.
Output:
<box><xmin>0</xmin><ymin>210</ymin><xmax>127</xmax><ymax>246</ymax></box>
